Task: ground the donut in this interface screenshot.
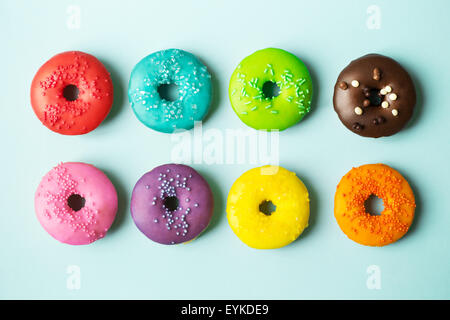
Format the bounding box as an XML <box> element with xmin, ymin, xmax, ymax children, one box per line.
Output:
<box><xmin>130</xmin><ymin>164</ymin><xmax>214</xmax><ymax>245</ymax></box>
<box><xmin>333</xmin><ymin>54</ymin><xmax>416</xmax><ymax>138</ymax></box>
<box><xmin>229</xmin><ymin>48</ymin><xmax>313</xmax><ymax>131</ymax></box>
<box><xmin>334</xmin><ymin>164</ymin><xmax>415</xmax><ymax>246</ymax></box>
<box><xmin>35</xmin><ymin>162</ymin><xmax>118</xmax><ymax>245</ymax></box>
<box><xmin>226</xmin><ymin>165</ymin><xmax>310</xmax><ymax>249</ymax></box>
<box><xmin>30</xmin><ymin>51</ymin><xmax>114</xmax><ymax>135</ymax></box>
<box><xmin>128</xmin><ymin>49</ymin><xmax>212</xmax><ymax>133</ymax></box>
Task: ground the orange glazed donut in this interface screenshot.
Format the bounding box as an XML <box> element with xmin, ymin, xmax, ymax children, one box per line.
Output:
<box><xmin>334</xmin><ymin>164</ymin><xmax>415</xmax><ymax>246</ymax></box>
<box><xmin>30</xmin><ymin>51</ymin><xmax>113</xmax><ymax>135</ymax></box>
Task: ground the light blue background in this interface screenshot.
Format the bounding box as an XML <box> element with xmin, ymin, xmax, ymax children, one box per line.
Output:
<box><xmin>1</xmin><ymin>0</ymin><xmax>449</xmax><ymax>299</ymax></box>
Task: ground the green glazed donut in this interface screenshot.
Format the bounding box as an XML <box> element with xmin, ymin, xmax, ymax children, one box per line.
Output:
<box><xmin>229</xmin><ymin>48</ymin><xmax>313</xmax><ymax>131</ymax></box>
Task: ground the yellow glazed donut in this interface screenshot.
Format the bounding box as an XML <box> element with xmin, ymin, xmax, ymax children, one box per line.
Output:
<box><xmin>334</xmin><ymin>163</ymin><xmax>415</xmax><ymax>246</ymax></box>
<box><xmin>227</xmin><ymin>165</ymin><xmax>310</xmax><ymax>249</ymax></box>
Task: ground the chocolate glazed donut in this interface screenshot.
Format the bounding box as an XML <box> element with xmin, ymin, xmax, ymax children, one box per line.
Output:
<box><xmin>333</xmin><ymin>54</ymin><xmax>416</xmax><ymax>138</ymax></box>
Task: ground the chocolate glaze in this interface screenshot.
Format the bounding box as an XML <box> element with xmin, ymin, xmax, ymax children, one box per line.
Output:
<box><xmin>333</xmin><ymin>54</ymin><xmax>416</xmax><ymax>138</ymax></box>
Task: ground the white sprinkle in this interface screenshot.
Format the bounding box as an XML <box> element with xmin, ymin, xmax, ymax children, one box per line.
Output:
<box><xmin>380</xmin><ymin>89</ymin><xmax>387</xmax><ymax>95</ymax></box>
<box><xmin>351</xmin><ymin>80</ymin><xmax>359</xmax><ymax>88</ymax></box>
<box><xmin>392</xmin><ymin>109</ymin><xmax>399</xmax><ymax>116</ymax></box>
<box><xmin>389</xmin><ymin>93</ymin><xmax>398</xmax><ymax>101</ymax></box>
<box><xmin>381</xmin><ymin>101</ymin><xmax>389</xmax><ymax>108</ymax></box>
<box><xmin>354</xmin><ymin>107</ymin><xmax>363</xmax><ymax>115</ymax></box>
<box><xmin>385</xmin><ymin>86</ymin><xmax>392</xmax><ymax>93</ymax></box>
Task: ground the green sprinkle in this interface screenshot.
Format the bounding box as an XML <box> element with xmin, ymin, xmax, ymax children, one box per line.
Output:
<box><xmin>248</xmin><ymin>78</ymin><xmax>259</xmax><ymax>88</ymax></box>
<box><xmin>270</xmin><ymin>110</ymin><xmax>279</xmax><ymax>114</ymax></box>
<box><xmin>241</xmin><ymin>88</ymin><xmax>249</xmax><ymax>98</ymax></box>
<box><xmin>251</xmin><ymin>106</ymin><xmax>258</xmax><ymax>111</ymax></box>
<box><xmin>231</xmin><ymin>89</ymin><xmax>236</xmax><ymax>96</ymax></box>
<box><xmin>265</xmin><ymin>104</ymin><xmax>273</xmax><ymax>109</ymax></box>
<box><xmin>286</xmin><ymin>96</ymin><xmax>293</xmax><ymax>102</ymax></box>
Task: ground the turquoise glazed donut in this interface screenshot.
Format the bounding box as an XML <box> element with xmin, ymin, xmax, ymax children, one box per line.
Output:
<box><xmin>128</xmin><ymin>49</ymin><xmax>212</xmax><ymax>133</ymax></box>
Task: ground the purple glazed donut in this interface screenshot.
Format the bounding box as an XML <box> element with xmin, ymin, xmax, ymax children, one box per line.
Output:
<box><xmin>130</xmin><ymin>164</ymin><xmax>214</xmax><ymax>244</ymax></box>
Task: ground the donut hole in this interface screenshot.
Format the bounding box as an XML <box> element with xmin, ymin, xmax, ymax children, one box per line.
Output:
<box><xmin>67</xmin><ymin>194</ymin><xmax>86</xmax><ymax>212</ymax></box>
<box><xmin>262</xmin><ymin>81</ymin><xmax>280</xmax><ymax>99</ymax></box>
<box><xmin>367</xmin><ymin>89</ymin><xmax>382</xmax><ymax>106</ymax></box>
<box><xmin>63</xmin><ymin>84</ymin><xmax>79</xmax><ymax>101</ymax></box>
<box><xmin>157</xmin><ymin>83</ymin><xmax>179</xmax><ymax>102</ymax></box>
<box><xmin>163</xmin><ymin>196</ymin><xmax>179</xmax><ymax>212</ymax></box>
<box><xmin>259</xmin><ymin>200</ymin><xmax>276</xmax><ymax>216</ymax></box>
<box><xmin>364</xmin><ymin>194</ymin><xmax>384</xmax><ymax>216</ymax></box>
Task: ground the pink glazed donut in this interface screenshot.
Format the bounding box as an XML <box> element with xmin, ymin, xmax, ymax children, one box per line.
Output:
<box><xmin>35</xmin><ymin>162</ymin><xmax>118</xmax><ymax>245</ymax></box>
<box><xmin>130</xmin><ymin>163</ymin><xmax>214</xmax><ymax>245</ymax></box>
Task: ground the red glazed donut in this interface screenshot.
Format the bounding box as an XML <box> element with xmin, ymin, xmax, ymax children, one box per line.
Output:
<box><xmin>30</xmin><ymin>51</ymin><xmax>114</xmax><ymax>135</ymax></box>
